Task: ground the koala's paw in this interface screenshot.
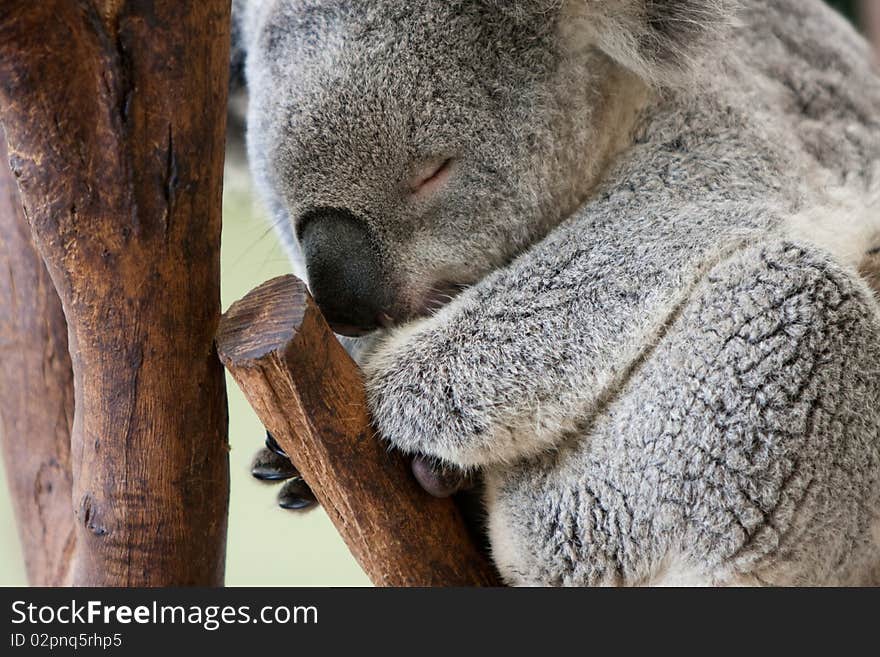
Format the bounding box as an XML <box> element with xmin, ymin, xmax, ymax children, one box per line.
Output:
<box><xmin>250</xmin><ymin>432</ymin><xmax>318</xmax><ymax>511</ymax></box>
<box><xmin>361</xmin><ymin>315</ymin><xmax>492</xmax><ymax>472</ymax></box>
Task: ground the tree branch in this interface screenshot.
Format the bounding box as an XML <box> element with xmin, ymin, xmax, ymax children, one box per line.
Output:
<box><xmin>217</xmin><ymin>275</ymin><xmax>501</xmax><ymax>587</ymax></box>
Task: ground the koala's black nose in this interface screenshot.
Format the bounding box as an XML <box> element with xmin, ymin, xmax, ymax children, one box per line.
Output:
<box><xmin>299</xmin><ymin>207</ymin><xmax>391</xmax><ymax>336</ymax></box>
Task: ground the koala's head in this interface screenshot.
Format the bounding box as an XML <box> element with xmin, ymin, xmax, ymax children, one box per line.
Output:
<box><xmin>238</xmin><ymin>0</ymin><xmax>731</xmax><ymax>335</ymax></box>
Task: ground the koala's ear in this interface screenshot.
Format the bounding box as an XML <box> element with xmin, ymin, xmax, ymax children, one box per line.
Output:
<box><xmin>572</xmin><ymin>0</ymin><xmax>736</xmax><ymax>85</ymax></box>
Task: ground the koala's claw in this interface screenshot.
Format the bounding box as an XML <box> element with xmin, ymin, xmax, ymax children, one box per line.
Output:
<box><xmin>264</xmin><ymin>432</ymin><xmax>289</xmax><ymax>458</ymax></box>
<box><xmin>251</xmin><ymin>447</ymin><xmax>299</xmax><ymax>482</ymax></box>
<box><xmin>250</xmin><ymin>432</ymin><xmax>318</xmax><ymax>511</ymax></box>
<box><xmin>277</xmin><ymin>477</ymin><xmax>318</xmax><ymax>511</ymax></box>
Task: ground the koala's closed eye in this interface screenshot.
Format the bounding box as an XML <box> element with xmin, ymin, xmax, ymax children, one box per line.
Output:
<box><xmin>408</xmin><ymin>157</ymin><xmax>454</xmax><ymax>195</ymax></box>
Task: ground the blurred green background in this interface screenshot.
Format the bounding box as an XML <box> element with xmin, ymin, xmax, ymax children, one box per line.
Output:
<box><xmin>0</xmin><ymin>0</ymin><xmax>868</xmax><ymax>587</ymax></box>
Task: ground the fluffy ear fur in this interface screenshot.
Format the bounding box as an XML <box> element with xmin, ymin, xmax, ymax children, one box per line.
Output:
<box><xmin>565</xmin><ymin>1</ymin><xmax>737</xmax><ymax>85</ymax></box>
<box><xmin>233</xmin><ymin>1</ymin><xmax>735</xmax><ymax>88</ymax></box>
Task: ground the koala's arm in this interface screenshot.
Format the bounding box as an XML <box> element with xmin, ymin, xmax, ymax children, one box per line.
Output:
<box><xmin>363</xmin><ymin>177</ymin><xmax>779</xmax><ymax>469</ymax></box>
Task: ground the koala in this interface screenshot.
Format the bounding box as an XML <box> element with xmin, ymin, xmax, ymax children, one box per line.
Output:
<box><xmin>236</xmin><ymin>0</ymin><xmax>880</xmax><ymax>586</ymax></box>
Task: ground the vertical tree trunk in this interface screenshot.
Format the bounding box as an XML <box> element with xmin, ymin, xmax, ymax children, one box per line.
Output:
<box><xmin>0</xmin><ymin>126</ymin><xmax>76</xmax><ymax>587</ymax></box>
<box><xmin>0</xmin><ymin>2</ymin><xmax>230</xmax><ymax>586</ymax></box>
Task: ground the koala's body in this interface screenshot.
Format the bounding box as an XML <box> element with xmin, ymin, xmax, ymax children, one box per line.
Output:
<box><xmin>237</xmin><ymin>0</ymin><xmax>880</xmax><ymax>586</ymax></box>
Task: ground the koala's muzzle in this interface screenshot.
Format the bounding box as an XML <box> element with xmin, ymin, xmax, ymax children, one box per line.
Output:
<box><xmin>299</xmin><ymin>207</ymin><xmax>392</xmax><ymax>336</ymax></box>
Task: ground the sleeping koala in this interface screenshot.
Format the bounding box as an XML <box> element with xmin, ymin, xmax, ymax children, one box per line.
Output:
<box><xmin>236</xmin><ymin>0</ymin><xmax>880</xmax><ymax>586</ymax></box>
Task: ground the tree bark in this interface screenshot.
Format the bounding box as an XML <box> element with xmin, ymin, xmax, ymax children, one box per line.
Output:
<box><xmin>217</xmin><ymin>275</ymin><xmax>501</xmax><ymax>587</ymax></box>
<box><xmin>860</xmin><ymin>0</ymin><xmax>880</xmax><ymax>60</ymax></box>
<box><xmin>0</xmin><ymin>1</ymin><xmax>230</xmax><ymax>586</ymax></box>
<box><xmin>0</xmin><ymin>126</ymin><xmax>76</xmax><ymax>587</ymax></box>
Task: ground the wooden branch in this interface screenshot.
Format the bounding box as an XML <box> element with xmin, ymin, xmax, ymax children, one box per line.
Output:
<box><xmin>217</xmin><ymin>275</ymin><xmax>501</xmax><ymax>587</ymax></box>
<box><xmin>0</xmin><ymin>125</ymin><xmax>76</xmax><ymax>586</ymax></box>
<box><xmin>0</xmin><ymin>1</ymin><xmax>230</xmax><ymax>586</ymax></box>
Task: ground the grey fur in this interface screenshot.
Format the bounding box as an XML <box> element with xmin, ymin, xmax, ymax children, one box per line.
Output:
<box><xmin>239</xmin><ymin>0</ymin><xmax>880</xmax><ymax>585</ymax></box>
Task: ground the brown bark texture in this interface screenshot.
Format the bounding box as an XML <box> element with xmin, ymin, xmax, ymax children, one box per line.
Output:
<box><xmin>0</xmin><ymin>126</ymin><xmax>76</xmax><ymax>586</ymax></box>
<box><xmin>0</xmin><ymin>1</ymin><xmax>231</xmax><ymax>586</ymax></box>
<box><xmin>217</xmin><ymin>275</ymin><xmax>501</xmax><ymax>587</ymax></box>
